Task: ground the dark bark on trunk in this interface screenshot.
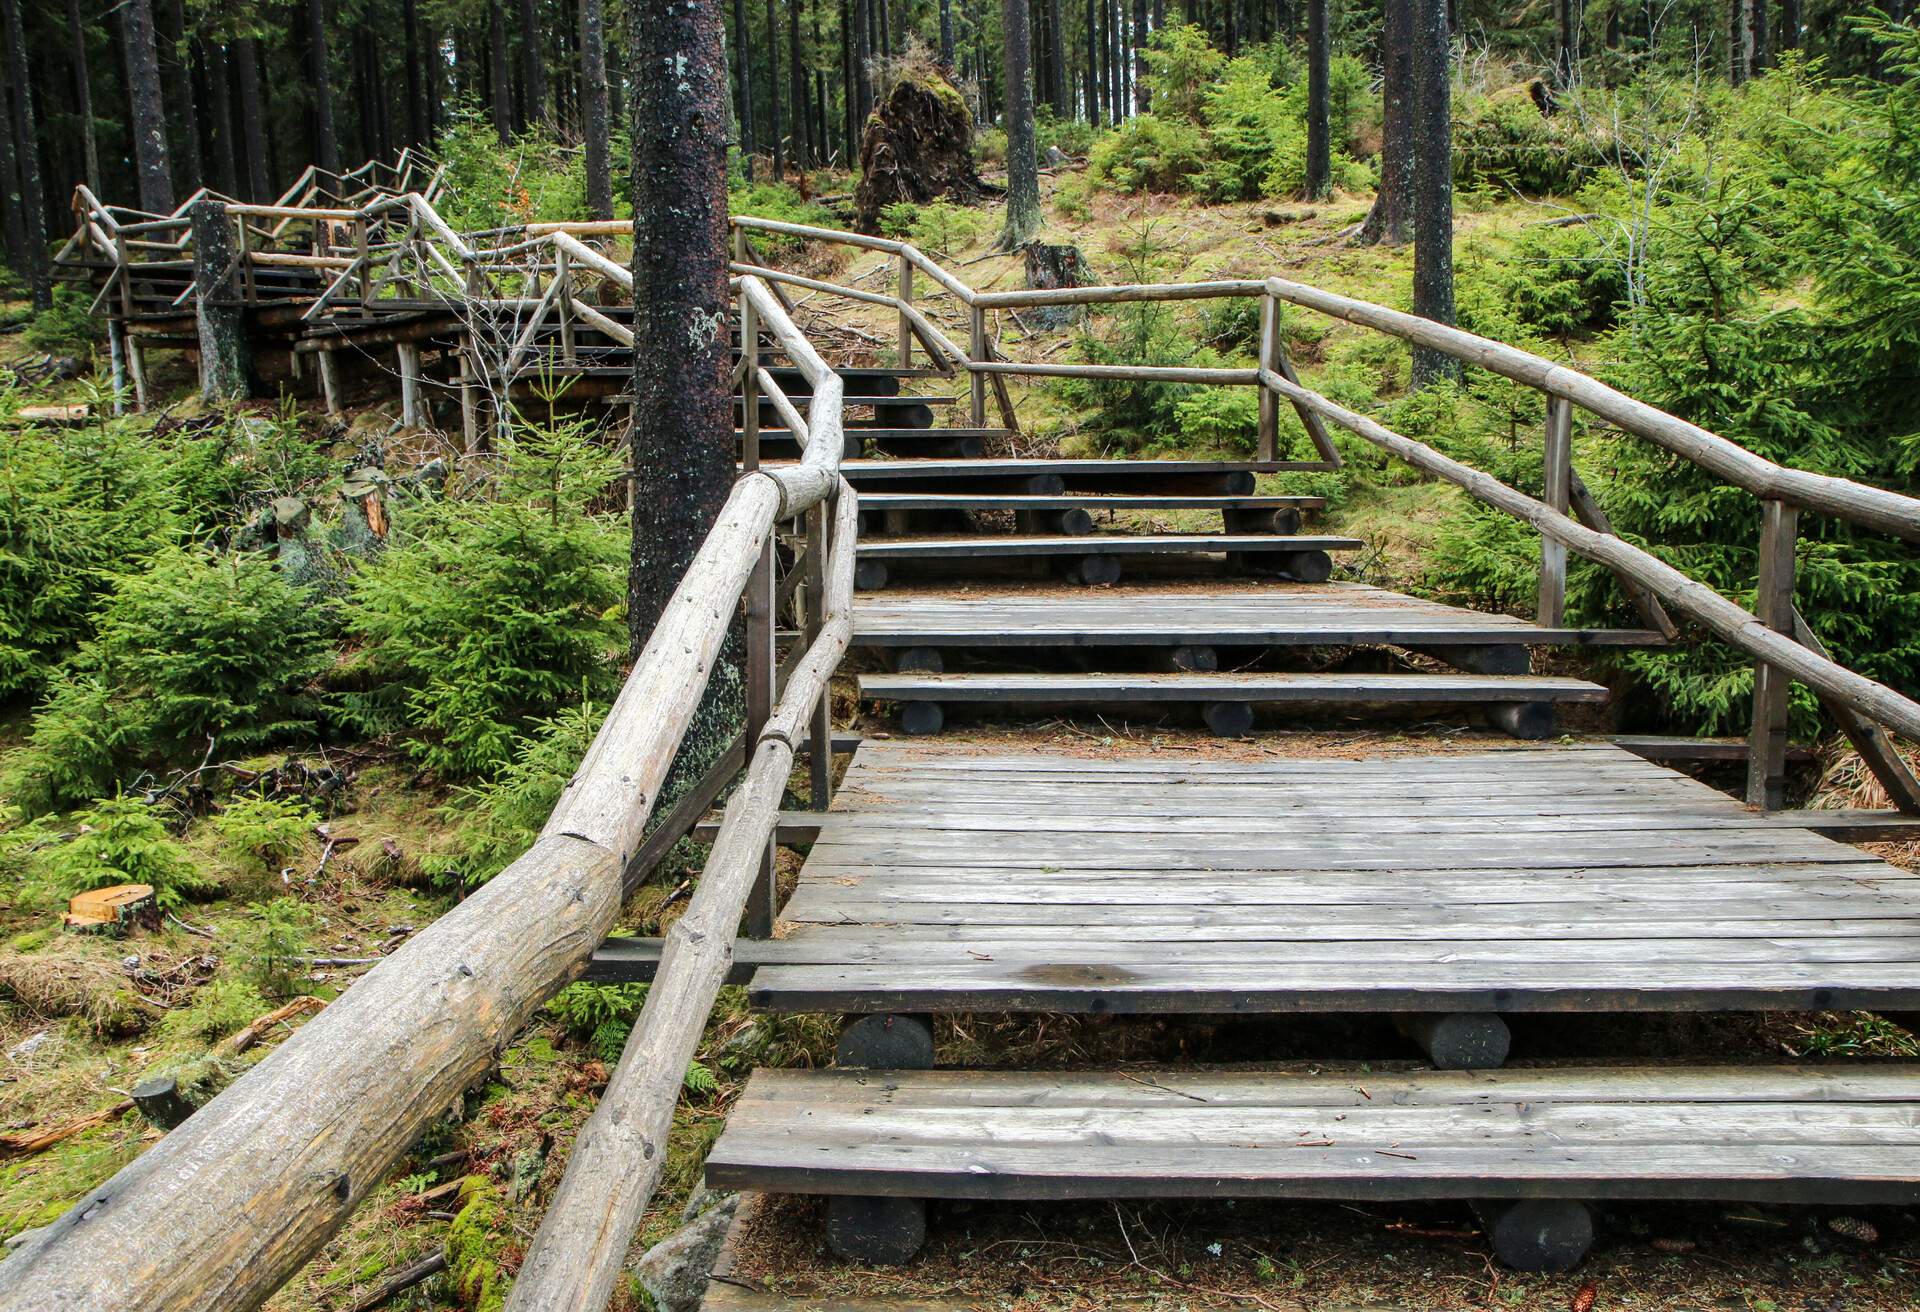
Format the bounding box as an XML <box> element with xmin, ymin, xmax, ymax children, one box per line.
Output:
<box><xmin>1085</xmin><ymin>0</ymin><xmax>1099</xmax><ymax>125</ymax></box>
<box><xmin>122</xmin><ymin>0</ymin><xmax>174</xmax><ymax>213</ymax></box>
<box><xmin>66</xmin><ymin>0</ymin><xmax>101</xmax><ymax>192</ymax></box>
<box><xmin>2</xmin><ymin>0</ymin><xmax>47</xmax><ymax>307</ymax></box>
<box><xmin>939</xmin><ymin>0</ymin><xmax>954</xmax><ymax>64</ymax></box>
<box><xmin>192</xmin><ymin>198</ymin><xmax>250</xmax><ymax>398</ymax></box>
<box><xmin>235</xmin><ymin>39</ymin><xmax>270</xmax><ymax>200</ymax></box>
<box><xmin>851</xmin><ymin>0</ymin><xmax>872</xmax><ymax>132</ymax></box>
<box><xmin>1045</xmin><ymin>0</ymin><xmax>1067</xmax><ymax>112</ymax></box>
<box><xmin>0</xmin><ymin>85</ymin><xmax>21</xmax><ymax>270</ymax></box>
<box><xmin>1410</xmin><ymin>0</ymin><xmax>1456</xmax><ymax>386</ymax></box>
<box><xmin>205</xmin><ymin>39</ymin><xmax>239</xmax><ymax>198</ymax></box>
<box><xmin>1304</xmin><ymin>0</ymin><xmax>1329</xmax><ymax>199</ymax></box>
<box><xmin>733</xmin><ymin>0</ymin><xmax>755</xmax><ymax>175</ymax></box>
<box><xmin>162</xmin><ymin>0</ymin><xmax>202</xmax><ymax>193</ymax></box>
<box><xmin>1554</xmin><ymin>0</ymin><xmax>1578</xmax><ymax>84</ymax></box>
<box><xmin>627</xmin><ymin>0</ymin><xmax>742</xmax><ymax>784</ymax></box>
<box><xmin>841</xmin><ymin>0</ymin><xmax>855</xmax><ymax>158</ymax></box>
<box><xmin>766</xmin><ymin>0</ymin><xmax>783</xmax><ymax>176</ymax></box>
<box><xmin>519</xmin><ymin>0</ymin><xmax>551</xmax><ymax>125</ymax></box>
<box><xmin>1749</xmin><ymin>0</ymin><xmax>1768</xmax><ymax>75</ymax></box>
<box><xmin>403</xmin><ymin>0</ymin><xmax>427</xmax><ymax>147</ymax></box>
<box><xmin>1728</xmin><ymin>0</ymin><xmax>1747</xmax><ymax>85</ymax></box>
<box><xmin>489</xmin><ymin>1</ymin><xmax>514</xmax><ymax>139</ymax></box>
<box><xmin>1780</xmin><ymin>0</ymin><xmax>1800</xmax><ymax>51</ymax></box>
<box><xmin>998</xmin><ymin>0</ymin><xmax>1041</xmax><ymax>248</ymax></box>
<box><xmin>1121</xmin><ymin>0</ymin><xmax>1136</xmax><ymax>112</ymax></box>
<box><xmin>1357</xmin><ymin>0</ymin><xmax>1411</xmax><ymax>245</ymax></box>
<box><xmin>426</xmin><ymin>24</ymin><xmax>445</xmax><ymax>137</ymax></box>
<box><xmin>306</xmin><ymin>0</ymin><xmax>340</xmax><ymax>184</ymax></box>
<box><xmin>582</xmin><ymin>0</ymin><xmax>614</xmax><ymax>216</ymax></box>
<box><xmin>789</xmin><ymin>0</ymin><xmax>810</xmax><ymax>166</ymax></box>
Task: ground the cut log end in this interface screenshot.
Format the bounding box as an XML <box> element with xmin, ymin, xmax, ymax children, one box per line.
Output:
<box><xmin>1484</xmin><ymin>1199</ymin><xmax>1594</xmax><ymax>1273</ymax></box>
<box><xmin>1396</xmin><ymin>1012</ymin><xmax>1512</xmax><ymax>1071</ymax></box>
<box><xmin>835</xmin><ymin>1014</ymin><xmax>936</xmax><ymax>1069</ymax></box>
<box><xmin>899</xmin><ymin>702</ymin><xmax>945</xmax><ymax>736</ymax></box>
<box><xmin>825</xmin><ymin>1195</ymin><xmax>928</xmax><ymax>1266</ymax></box>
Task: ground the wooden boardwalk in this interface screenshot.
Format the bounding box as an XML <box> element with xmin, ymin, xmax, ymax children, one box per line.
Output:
<box><xmin>749</xmin><ymin>740</ymin><xmax>1920</xmax><ymax>1015</ymax></box>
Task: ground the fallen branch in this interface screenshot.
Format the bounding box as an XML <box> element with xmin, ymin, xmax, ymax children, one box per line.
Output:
<box><xmin>214</xmin><ymin>996</ymin><xmax>326</xmax><ymax>1057</ymax></box>
<box><xmin>346</xmin><ymin>1250</ymin><xmax>447</xmax><ymax>1312</ymax></box>
<box><xmin>0</xmin><ymin>1101</ymin><xmax>134</xmax><ymax>1160</ymax></box>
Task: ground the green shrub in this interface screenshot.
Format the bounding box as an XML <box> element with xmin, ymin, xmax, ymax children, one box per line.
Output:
<box><xmin>234</xmin><ymin>897</ymin><xmax>318</xmax><ymax>997</ymax></box>
<box><xmin>343</xmin><ymin>419</ymin><xmax>624</xmax><ymax>777</ymax></box>
<box><xmin>24</xmin><ymin>287</ymin><xmax>101</xmax><ymax>357</ymax></box>
<box><xmin>161</xmin><ymin>976</ymin><xmax>268</xmax><ymax>1043</ymax></box>
<box><xmin>7</xmin><ymin>547</ymin><xmax>332</xmax><ymax>814</ymax></box>
<box><xmin>213</xmin><ymin>797</ymin><xmax>319</xmax><ymax>876</ymax></box>
<box><xmin>547</xmin><ymin>980</ymin><xmax>649</xmax><ymax>1061</ymax></box>
<box><xmin>0</xmin><ymin>418</ymin><xmax>183</xmax><ymax>698</ymax></box>
<box><xmin>1034</xmin><ymin>104</ymin><xmax>1097</xmax><ymax>159</ymax></box>
<box><xmin>878</xmin><ymin>198</ymin><xmax>989</xmax><ymax>257</ymax></box>
<box><xmin>422</xmin><ymin>701</ymin><xmax>606</xmax><ymax>888</ymax></box>
<box><xmin>20</xmin><ymin>795</ymin><xmax>214</xmax><ymax>910</ymax></box>
<box><xmin>729</xmin><ymin>181</ymin><xmax>840</xmax><ymax>254</ymax></box>
<box><xmin>1452</xmin><ymin>86</ymin><xmax>1608</xmax><ymax>196</ymax></box>
<box><xmin>1087</xmin><ymin>114</ymin><xmax>1209</xmax><ymax>194</ymax></box>
<box><xmin>1171</xmin><ymin>388</ymin><xmax>1262</xmax><ymax>455</ymax></box>
<box><xmin>169</xmin><ymin>407</ymin><xmax>337</xmax><ymax>535</ymax></box>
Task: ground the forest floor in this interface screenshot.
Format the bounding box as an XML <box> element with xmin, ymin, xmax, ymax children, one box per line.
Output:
<box><xmin>2</xmin><ymin>171</ymin><xmax>1918</xmax><ymax>1311</ymax></box>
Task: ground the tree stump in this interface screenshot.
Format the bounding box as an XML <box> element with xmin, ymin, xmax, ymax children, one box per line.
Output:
<box><xmin>1020</xmin><ymin>242</ymin><xmax>1093</xmax><ymax>330</ymax></box>
<box><xmin>853</xmin><ymin>66</ymin><xmax>995</xmax><ymax>235</ymax></box>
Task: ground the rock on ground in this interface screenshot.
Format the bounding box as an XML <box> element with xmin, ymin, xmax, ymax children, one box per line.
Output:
<box><xmin>633</xmin><ymin>1193</ymin><xmax>739</xmax><ymax>1312</ymax></box>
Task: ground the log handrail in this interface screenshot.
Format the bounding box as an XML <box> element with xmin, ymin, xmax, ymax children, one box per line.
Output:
<box><xmin>0</xmin><ymin>271</ymin><xmax>851</xmax><ymax>1310</ymax></box>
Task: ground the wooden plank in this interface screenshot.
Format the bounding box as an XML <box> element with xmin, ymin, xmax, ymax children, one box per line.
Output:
<box><xmin>707</xmin><ymin>1065</ymin><xmax>1920</xmax><ymax>1205</ymax></box>
<box><xmin>857</xmin><ymin>672</ymin><xmax>1610</xmax><ymax>704</ymax></box>
<box><xmin>857</xmin><ymin>535</ymin><xmax>1364</xmax><ymax>558</ymax></box>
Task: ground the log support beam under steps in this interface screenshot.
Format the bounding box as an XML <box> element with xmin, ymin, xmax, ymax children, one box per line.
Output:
<box><xmin>1395</xmin><ymin>1012</ymin><xmax>1512</xmax><ymax>1070</ymax></box>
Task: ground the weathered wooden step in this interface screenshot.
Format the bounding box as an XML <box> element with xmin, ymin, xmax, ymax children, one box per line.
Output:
<box><xmin>739</xmin><ymin>395</ymin><xmax>948</xmax><ymax>429</ymax></box>
<box><xmin>706</xmin><ymin>1065</ymin><xmax>1920</xmax><ymax>1269</ymax></box>
<box><xmin>826</xmin><ymin>458</ymin><xmax>1326</xmax><ymax>495</ymax></box>
<box><xmin>858</xmin><ymin>492</ymin><xmax>1325</xmax><ymax>535</ymax></box>
<box><xmin>854</xmin><ymin>534</ymin><xmax>1361</xmax><ymax>589</ymax></box>
<box><xmin>859</xmin><ymin>670</ymin><xmax>1608</xmax><ymax>737</ymax></box>
<box><xmin>854</xmin><ymin>583</ymin><xmax>1664</xmax><ymax>650</ymax></box>
<box><xmin>755</xmin><ymin>428</ymin><xmax>1003</xmax><ymax>458</ymax></box>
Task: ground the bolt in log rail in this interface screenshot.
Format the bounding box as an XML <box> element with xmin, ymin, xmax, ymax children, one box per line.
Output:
<box><xmin>726</xmin><ymin>218</ymin><xmax>1920</xmax><ymax>812</ymax></box>
<box><xmin>0</xmin><ymin>270</ymin><xmax>852</xmax><ymax>1311</ymax></box>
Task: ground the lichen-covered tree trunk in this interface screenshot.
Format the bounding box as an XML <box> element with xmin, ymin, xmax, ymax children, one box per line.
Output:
<box><xmin>1410</xmin><ymin>0</ymin><xmax>1458</xmax><ymax>387</ymax></box>
<box><xmin>192</xmin><ymin>198</ymin><xmax>250</xmax><ymax>399</ymax></box>
<box><xmin>629</xmin><ymin>0</ymin><xmax>742</xmax><ymax>793</ymax></box>
<box><xmin>121</xmin><ymin>0</ymin><xmax>175</xmax><ymax>214</ymax></box>
<box><xmin>1304</xmin><ymin>0</ymin><xmax>1330</xmax><ymax>200</ymax></box>
<box><xmin>1</xmin><ymin>0</ymin><xmax>48</xmax><ymax>309</ymax></box>
<box><xmin>997</xmin><ymin>0</ymin><xmax>1042</xmax><ymax>249</ymax></box>
<box><xmin>581</xmin><ymin>0</ymin><xmax>613</xmax><ymax>217</ymax></box>
<box><xmin>1357</xmin><ymin>0</ymin><xmax>1411</xmax><ymax>245</ymax></box>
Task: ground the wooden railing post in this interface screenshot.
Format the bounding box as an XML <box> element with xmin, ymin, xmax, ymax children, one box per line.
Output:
<box><xmin>805</xmin><ymin>497</ymin><xmax>834</xmax><ymax>810</ymax></box>
<box><xmin>1746</xmin><ymin>499</ymin><xmax>1799</xmax><ymax>810</ymax></box>
<box><xmin>354</xmin><ymin>217</ymin><xmax>371</xmax><ymax>309</ymax></box>
<box><xmin>1539</xmin><ymin>395</ymin><xmax>1574</xmax><ymax>628</ymax></box>
<box><xmin>897</xmin><ymin>251</ymin><xmax>914</xmax><ymax>368</ymax></box>
<box><xmin>555</xmin><ymin>246</ymin><xmax>576</xmax><ymax>364</ymax></box>
<box><xmin>1256</xmin><ymin>291</ymin><xmax>1280</xmax><ymax>462</ymax></box>
<box><xmin>968</xmin><ymin>304</ymin><xmax>987</xmax><ymax>427</ymax></box>
<box><xmin>397</xmin><ymin>342</ymin><xmax>423</xmax><ymax>426</ymax></box>
<box><xmin>742</xmin><ymin>537</ymin><xmax>777</xmax><ymax>938</ymax></box>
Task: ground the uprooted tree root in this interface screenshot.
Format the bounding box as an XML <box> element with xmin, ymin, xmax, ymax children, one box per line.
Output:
<box><xmin>853</xmin><ymin>62</ymin><xmax>998</xmax><ymax>234</ymax></box>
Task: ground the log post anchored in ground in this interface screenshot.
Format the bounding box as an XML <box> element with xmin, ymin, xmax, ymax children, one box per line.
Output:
<box><xmin>191</xmin><ymin>199</ymin><xmax>252</xmax><ymax>401</ymax></box>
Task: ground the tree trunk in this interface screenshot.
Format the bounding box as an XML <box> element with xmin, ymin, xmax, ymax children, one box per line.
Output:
<box><xmin>627</xmin><ymin>0</ymin><xmax>743</xmax><ymax>817</ymax></box>
<box><xmin>519</xmin><ymin>0</ymin><xmax>550</xmax><ymax>125</ymax></box>
<box><xmin>1410</xmin><ymin>0</ymin><xmax>1457</xmax><ymax>387</ymax></box>
<box><xmin>1</xmin><ymin>0</ymin><xmax>47</xmax><ymax>308</ymax></box>
<box><xmin>997</xmin><ymin>0</ymin><xmax>1042</xmax><ymax>248</ymax></box>
<box><xmin>0</xmin><ymin>87</ymin><xmax>20</xmax><ymax>271</ymax></box>
<box><xmin>766</xmin><ymin>0</ymin><xmax>783</xmax><ymax>176</ymax></box>
<box><xmin>1748</xmin><ymin>0</ymin><xmax>1768</xmax><ymax>76</ymax></box>
<box><xmin>235</xmin><ymin>38</ymin><xmax>270</xmax><ymax>200</ymax></box>
<box><xmin>939</xmin><ymin>0</ymin><xmax>954</xmax><ymax>64</ymax></box>
<box><xmin>1727</xmin><ymin>0</ymin><xmax>1748</xmax><ymax>85</ymax></box>
<box><xmin>1554</xmin><ymin>0</ymin><xmax>1578</xmax><ymax>84</ymax></box>
<box><xmin>1045</xmin><ymin>0</ymin><xmax>1067</xmax><ymax>112</ymax></box>
<box><xmin>192</xmin><ymin>198</ymin><xmax>250</xmax><ymax>398</ymax></box>
<box><xmin>163</xmin><ymin>0</ymin><xmax>202</xmax><ymax>192</ymax></box>
<box><xmin>582</xmin><ymin>0</ymin><xmax>614</xmax><ymax>216</ymax></box>
<box><xmin>66</xmin><ymin>0</ymin><xmax>100</xmax><ymax>193</ymax></box>
<box><xmin>789</xmin><ymin>0</ymin><xmax>811</xmax><ymax>166</ymax></box>
<box><xmin>1304</xmin><ymin>0</ymin><xmax>1329</xmax><ymax>199</ymax></box>
<box><xmin>205</xmin><ymin>39</ymin><xmax>239</xmax><ymax>198</ymax></box>
<box><xmin>1780</xmin><ymin>0</ymin><xmax>1799</xmax><ymax>50</ymax></box>
<box><xmin>734</xmin><ymin>0</ymin><xmax>755</xmax><ymax>176</ymax></box>
<box><xmin>1357</xmin><ymin>0</ymin><xmax>1411</xmax><ymax>245</ymax></box>
<box><xmin>121</xmin><ymin>0</ymin><xmax>174</xmax><ymax>213</ymax></box>
<box><xmin>425</xmin><ymin>22</ymin><xmax>444</xmax><ymax>137</ymax></box>
<box><xmin>1085</xmin><ymin>0</ymin><xmax>1099</xmax><ymax>125</ymax></box>
<box><xmin>852</xmin><ymin>0</ymin><xmax>872</xmax><ymax>131</ymax></box>
<box><xmin>403</xmin><ymin>0</ymin><xmax>427</xmax><ymax>147</ymax></box>
<box><xmin>1132</xmin><ymin>0</ymin><xmax>1147</xmax><ymax>112</ymax></box>
<box><xmin>306</xmin><ymin>0</ymin><xmax>340</xmax><ymax>184</ymax></box>
<box><xmin>489</xmin><ymin>0</ymin><xmax>514</xmax><ymax>139</ymax></box>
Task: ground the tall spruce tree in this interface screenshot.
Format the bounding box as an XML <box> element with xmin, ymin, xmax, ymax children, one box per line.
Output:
<box><xmin>582</xmin><ymin>0</ymin><xmax>614</xmax><ymax>217</ymax></box>
<box><xmin>1304</xmin><ymin>0</ymin><xmax>1330</xmax><ymax>200</ymax></box>
<box><xmin>997</xmin><ymin>0</ymin><xmax>1042</xmax><ymax>248</ymax></box>
<box><xmin>1410</xmin><ymin>0</ymin><xmax>1457</xmax><ymax>385</ymax></box>
<box><xmin>1357</xmin><ymin>0</ymin><xmax>1412</xmax><ymax>244</ymax></box>
<box><xmin>1</xmin><ymin>0</ymin><xmax>47</xmax><ymax>308</ymax></box>
<box><xmin>628</xmin><ymin>0</ymin><xmax>741</xmax><ymax>779</ymax></box>
<box><xmin>122</xmin><ymin>0</ymin><xmax>175</xmax><ymax>213</ymax></box>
